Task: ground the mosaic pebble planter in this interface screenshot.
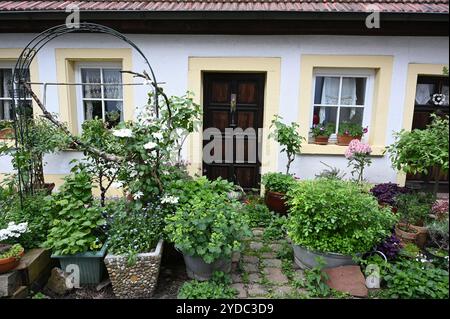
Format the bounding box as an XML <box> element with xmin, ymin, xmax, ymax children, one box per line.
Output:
<box><xmin>104</xmin><ymin>240</ymin><xmax>163</xmax><ymax>299</ymax></box>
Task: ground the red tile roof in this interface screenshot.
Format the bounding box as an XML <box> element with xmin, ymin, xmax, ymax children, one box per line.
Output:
<box><xmin>0</xmin><ymin>0</ymin><xmax>448</xmax><ymax>14</ymax></box>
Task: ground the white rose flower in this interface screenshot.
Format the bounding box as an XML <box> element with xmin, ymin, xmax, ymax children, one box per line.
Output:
<box><xmin>133</xmin><ymin>191</ymin><xmax>144</xmax><ymax>200</ymax></box>
<box><xmin>144</xmin><ymin>141</ymin><xmax>157</xmax><ymax>150</ymax></box>
<box><xmin>152</xmin><ymin>132</ymin><xmax>164</xmax><ymax>140</ymax></box>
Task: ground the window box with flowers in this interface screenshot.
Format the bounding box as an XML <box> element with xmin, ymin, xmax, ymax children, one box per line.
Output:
<box><xmin>311</xmin><ymin>123</ymin><xmax>335</xmax><ymax>145</ymax></box>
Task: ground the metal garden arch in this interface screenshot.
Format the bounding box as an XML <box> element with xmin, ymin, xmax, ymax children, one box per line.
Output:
<box><xmin>11</xmin><ymin>23</ymin><xmax>159</xmax><ymax>201</ymax></box>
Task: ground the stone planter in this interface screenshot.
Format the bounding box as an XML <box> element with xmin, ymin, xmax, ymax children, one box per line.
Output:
<box><xmin>337</xmin><ymin>134</ymin><xmax>361</xmax><ymax>146</ymax></box>
<box><xmin>395</xmin><ymin>223</ymin><xmax>419</xmax><ymax>245</ymax></box>
<box><xmin>410</xmin><ymin>224</ymin><xmax>428</xmax><ymax>249</ymax></box>
<box><xmin>265</xmin><ymin>191</ymin><xmax>288</xmax><ymax>215</ymax></box>
<box><xmin>182</xmin><ymin>253</ymin><xmax>231</xmax><ymax>281</ymax></box>
<box><xmin>51</xmin><ymin>243</ymin><xmax>107</xmax><ymax>285</ymax></box>
<box><xmin>292</xmin><ymin>244</ymin><xmax>356</xmax><ymax>269</ymax></box>
<box><xmin>104</xmin><ymin>240</ymin><xmax>163</xmax><ymax>298</ymax></box>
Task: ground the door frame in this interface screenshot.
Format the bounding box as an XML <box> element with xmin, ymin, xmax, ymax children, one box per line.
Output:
<box><xmin>187</xmin><ymin>57</ymin><xmax>281</xmax><ymax>180</ymax></box>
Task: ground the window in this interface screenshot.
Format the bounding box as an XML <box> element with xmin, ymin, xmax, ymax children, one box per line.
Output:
<box><xmin>0</xmin><ymin>64</ymin><xmax>31</xmax><ymax>120</ymax></box>
<box><xmin>76</xmin><ymin>63</ymin><xmax>123</xmax><ymax>129</ymax></box>
<box><xmin>310</xmin><ymin>68</ymin><xmax>374</xmax><ymax>142</ymax></box>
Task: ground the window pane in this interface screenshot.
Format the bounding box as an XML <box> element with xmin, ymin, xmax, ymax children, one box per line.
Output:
<box><xmin>81</xmin><ymin>69</ymin><xmax>102</xmax><ymax>98</ymax></box>
<box><xmin>415</xmin><ymin>83</ymin><xmax>435</xmax><ymax>105</ymax></box>
<box><xmin>0</xmin><ymin>69</ymin><xmax>12</xmax><ymax>98</ymax></box>
<box><xmin>314</xmin><ymin>76</ymin><xmax>340</xmax><ymax>105</ymax></box>
<box><xmin>313</xmin><ymin>106</ymin><xmax>337</xmax><ymax>132</ymax></box>
<box><xmin>341</xmin><ymin>77</ymin><xmax>366</xmax><ymax>105</ymax></box>
<box><xmin>105</xmin><ymin>101</ymin><xmax>123</xmax><ymax>128</ymax></box>
<box><xmin>84</xmin><ymin>100</ymin><xmax>103</xmax><ymax>121</ymax></box>
<box><xmin>338</xmin><ymin>107</ymin><xmax>364</xmax><ymax>129</ymax></box>
<box><xmin>0</xmin><ymin>100</ymin><xmax>12</xmax><ymax>120</ymax></box>
<box><xmin>442</xmin><ymin>85</ymin><xmax>449</xmax><ymax>106</ymax></box>
<box><xmin>102</xmin><ymin>69</ymin><xmax>122</xmax><ymax>99</ymax></box>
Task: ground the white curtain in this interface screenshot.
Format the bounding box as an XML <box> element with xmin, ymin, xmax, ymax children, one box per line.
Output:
<box><xmin>415</xmin><ymin>84</ymin><xmax>434</xmax><ymax>105</ymax></box>
<box><xmin>103</xmin><ymin>69</ymin><xmax>122</xmax><ymax>99</ymax></box>
<box><xmin>320</xmin><ymin>77</ymin><xmax>357</xmax><ymax>122</ymax></box>
<box><xmin>82</xmin><ymin>69</ymin><xmax>101</xmax><ymax>120</ymax></box>
<box><xmin>1</xmin><ymin>69</ymin><xmax>12</xmax><ymax>120</ymax></box>
<box><xmin>442</xmin><ymin>85</ymin><xmax>449</xmax><ymax>106</ymax></box>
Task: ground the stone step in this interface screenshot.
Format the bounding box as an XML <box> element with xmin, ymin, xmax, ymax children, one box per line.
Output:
<box><xmin>14</xmin><ymin>248</ymin><xmax>53</xmax><ymax>288</ymax></box>
<box><xmin>0</xmin><ymin>271</ymin><xmax>21</xmax><ymax>297</ymax></box>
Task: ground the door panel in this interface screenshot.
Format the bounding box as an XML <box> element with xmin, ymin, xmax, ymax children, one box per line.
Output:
<box><xmin>203</xmin><ymin>73</ymin><xmax>265</xmax><ymax>191</ymax></box>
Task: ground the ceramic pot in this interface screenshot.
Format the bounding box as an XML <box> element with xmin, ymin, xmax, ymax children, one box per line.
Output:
<box><xmin>337</xmin><ymin>134</ymin><xmax>361</xmax><ymax>146</ymax></box>
<box><xmin>265</xmin><ymin>191</ymin><xmax>288</xmax><ymax>215</ymax></box>
<box><xmin>314</xmin><ymin>136</ymin><xmax>330</xmax><ymax>145</ymax></box>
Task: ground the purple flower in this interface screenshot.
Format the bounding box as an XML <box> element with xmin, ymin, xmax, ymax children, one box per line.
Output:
<box><xmin>376</xmin><ymin>234</ymin><xmax>401</xmax><ymax>260</ymax></box>
<box><xmin>363</xmin><ymin>127</ymin><xmax>369</xmax><ymax>134</ymax></box>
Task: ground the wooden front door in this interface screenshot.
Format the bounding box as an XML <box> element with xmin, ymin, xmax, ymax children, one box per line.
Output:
<box><xmin>203</xmin><ymin>73</ymin><xmax>265</xmax><ymax>191</ymax></box>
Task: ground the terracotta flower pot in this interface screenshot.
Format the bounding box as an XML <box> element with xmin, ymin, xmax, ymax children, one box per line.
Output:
<box><xmin>410</xmin><ymin>224</ymin><xmax>428</xmax><ymax>249</ymax></box>
<box><xmin>337</xmin><ymin>134</ymin><xmax>361</xmax><ymax>146</ymax></box>
<box><xmin>395</xmin><ymin>223</ymin><xmax>419</xmax><ymax>245</ymax></box>
<box><xmin>0</xmin><ymin>128</ymin><xmax>14</xmax><ymax>140</ymax></box>
<box><xmin>265</xmin><ymin>191</ymin><xmax>288</xmax><ymax>215</ymax></box>
<box><xmin>314</xmin><ymin>136</ymin><xmax>330</xmax><ymax>145</ymax></box>
<box><xmin>0</xmin><ymin>245</ymin><xmax>25</xmax><ymax>274</ymax></box>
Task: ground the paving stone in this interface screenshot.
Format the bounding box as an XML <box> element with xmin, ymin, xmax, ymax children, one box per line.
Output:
<box><xmin>262</xmin><ymin>259</ymin><xmax>282</xmax><ymax>268</ymax></box>
<box><xmin>232</xmin><ymin>252</ymin><xmax>241</xmax><ymax>263</ymax></box>
<box><xmin>242</xmin><ymin>263</ymin><xmax>259</xmax><ymax>273</ymax></box>
<box><xmin>231</xmin><ymin>283</ymin><xmax>247</xmax><ymax>298</ymax></box>
<box><xmin>263</xmin><ymin>267</ymin><xmax>289</xmax><ymax>285</ymax></box>
<box><xmin>269</xmin><ymin>243</ymin><xmax>282</xmax><ymax>252</ymax></box>
<box><xmin>231</xmin><ymin>273</ymin><xmax>242</xmax><ymax>283</ymax></box>
<box><xmin>323</xmin><ymin>265</ymin><xmax>368</xmax><ymax>297</ymax></box>
<box><xmin>273</xmin><ymin>285</ymin><xmax>294</xmax><ymax>297</ymax></box>
<box><xmin>248</xmin><ymin>273</ymin><xmax>261</xmax><ymax>283</ymax></box>
<box><xmin>249</xmin><ymin>242</ymin><xmax>264</xmax><ymax>251</ymax></box>
<box><xmin>243</xmin><ymin>255</ymin><xmax>259</xmax><ymax>264</ymax></box>
<box><xmin>247</xmin><ymin>284</ymin><xmax>268</xmax><ymax>297</ymax></box>
<box><xmin>261</xmin><ymin>252</ymin><xmax>277</xmax><ymax>259</ymax></box>
<box><xmin>252</xmin><ymin>229</ymin><xmax>264</xmax><ymax>237</ymax></box>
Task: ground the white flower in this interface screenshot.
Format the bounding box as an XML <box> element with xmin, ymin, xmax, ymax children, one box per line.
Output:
<box><xmin>112</xmin><ymin>128</ymin><xmax>133</xmax><ymax>138</ymax></box>
<box><xmin>133</xmin><ymin>191</ymin><xmax>144</xmax><ymax>200</ymax></box>
<box><xmin>144</xmin><ymin>141</ymin><xmax>157</xmax><ymax>150</ymax></box>
<box><xmin>152</xmin><ymin>132</ymin><xmax>164</xmax><ymax>140</ymax></box>
<box><xmin>161</xmin><ymin>195</ymin><xmax>179</xmax><ymax>204</ymax></box>
<box><xmin>0</xmin><ymin>222</ymin><xmax>28</xmax><ymax>242</ymax></box>
<box><xmin>111</xmin><ymin>181</ymin><xmax>123</xmax><ymax>189</ymax></box>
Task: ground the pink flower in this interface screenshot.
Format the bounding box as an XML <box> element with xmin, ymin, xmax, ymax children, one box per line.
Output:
<box><xmin>345</xmin><ymin>139</ymin><xmax>372</xmax><ymax>159</ymax></box>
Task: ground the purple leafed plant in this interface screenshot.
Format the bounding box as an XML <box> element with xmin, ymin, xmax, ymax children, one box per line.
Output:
<box><xmin>370</xmin><ymin>182</ymin><xmax>410</xmax><ymax>207</ymax></box>
<box><xmin>376</xmin><ymin>233</ymin><xmax>402</xmax><ymax>260</ymax></box>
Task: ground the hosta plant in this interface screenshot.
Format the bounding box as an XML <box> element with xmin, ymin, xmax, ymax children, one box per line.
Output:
<box><xmin>286</xmin><ymin>179</ymin><xmax>398</xmax><ymax>255</ymax></box>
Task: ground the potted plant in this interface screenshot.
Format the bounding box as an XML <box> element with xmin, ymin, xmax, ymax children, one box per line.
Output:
<box><xmin>311</xmin><ymin>123</ymin><xmax>334</xmax><ymax>145</ymax></box>
<box><xmin>0</xmin><ymin>222</ymin><xmax>27</xmax><ymax>274</ymax></box>
<box><xmin>0</xmin><ymin>120</ymin><xmax>14</xmax><ymax>139</ymax></box>
<box><xmin>43</xmin><ymin>166</ymin><xmax>107</xmax><ymax>285</ymax></box>
<box><xmin>337</xmin><ymin>122</ymin><xmax>368</xmax><ymax>146</ymax></box>
<box><xmin>286</xmin><ymin>179</ymin><xmax>397</xmax><ymax>269</ymax></box>
<box><xmin>104</xmin><ymin>199</ymin><xmax>165</xmax><ymax>298</ymax></box>
<box><xmin>424</xmin><ymin>216</ymin><xmax>449</xmax><ymax>269</ymax></box>
<box><xmin>394</xmin><ymin>193</ymin><xmax>434</xmax><ymax>248</ymax></box>
<box><xmin>165</xmin><ymin>177</ymin><xmax>250</xmax><ymax>281</ymax></box>
<box><xmin>261</xmin><ymin>172</ymin><xmax>296</xmax><ymax>215</ymax></box>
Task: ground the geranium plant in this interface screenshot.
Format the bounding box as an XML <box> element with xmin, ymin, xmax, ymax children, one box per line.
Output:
<box><xmin>345</xmin><ymin>139</ymin><xmax>372</xmax><ymax>183</ymax></box>
<box><xmin>338</xmin><ymin>122</ymin><xmax>368</xmax><ymax>137</ymax></box>
<box><xmin>286</xmin><ymin>179</ymin><xmax>398</xmax><ymax>255</ymax></box>
<box><xmin>311</xmin><ymin>123</ymin><xmax>334</xmax><ymax>137</ymax></box>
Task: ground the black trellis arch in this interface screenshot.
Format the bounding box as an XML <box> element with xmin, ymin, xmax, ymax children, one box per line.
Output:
<box><xmin>12</xmin><ymin>22</ymin><xmax>159</xmax><ymax>200</ymax></box>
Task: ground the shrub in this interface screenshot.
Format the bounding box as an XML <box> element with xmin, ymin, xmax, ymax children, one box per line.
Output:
<box><xmin>286</xmin><ymin>179</ymin><xmax>398</xmax><ymax>255</ymax></box>
<box><xmin>384</xmin><ymin>258</ymin><xmax>449</xmax><ymax>299</ymax></box>
<box><xmin>395</xmin><ymin>192</ymin><xmax>434</xmax><ymax>227</ymax></box>
<box><xmin>178</xmin><ymin>272</ymin><xmax>237</xmax><ymax>299</ymax></box>
<box><xmin>370</xmin><ymin>183</ymin><xmax>410</xmax><ymax>206</ymax></box>
<box><xmin>164</xmin><ymin>177</ymin><xmax>250</xmax><ymax>263</ymax></box>
<box><xmin>427</xmin><ymin>217</ymin><xmax>449</xmax><ymax>251</ymax></box>
<box><xmin>261</xmin><ymin>172</ymin><xmax>296</xmax><ymax>194</ymax></box>
<box><xmin>106</xmin><ymin>199</ymin><xmax>165</xmax><ymax>265</ymax></box>
<box><xmin>43</xmin><ymin>167</ymin><xmax>106</xmax><ymax>255</ymax></box>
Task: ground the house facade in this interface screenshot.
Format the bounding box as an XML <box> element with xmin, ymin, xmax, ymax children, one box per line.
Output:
<box><xmin>0</xmin><ymin>0</ymin><xmax>449</xmax><ymax>191</ymax></box>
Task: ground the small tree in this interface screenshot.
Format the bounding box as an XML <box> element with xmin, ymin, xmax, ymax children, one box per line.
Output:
<box><xmin>386</xmin><ymin>114</ymin><xmax>449</xmax><ymax>194</ymax></box>
<box><xmin>269</xmin><ymin>115</ymin><xmax>305</xmax><ymax>174</ymax></box>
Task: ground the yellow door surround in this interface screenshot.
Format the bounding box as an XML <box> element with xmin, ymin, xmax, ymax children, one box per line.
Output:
<box><xmin>0</xmin><ymin>48</ymin><xmax>41</xmax><ymax>116</ymax></box>
<box><xmin>396</xmin><ymin>63</ymin><xmax>449</xmax><ymax>186</ymax></box>
<box><xmin>187</xmin><ymin>57</ymin><xmax>281</xmax><ymax>177</ymax></box>
<box><xmin>55</xmin><ymin>48</ymin><xmax>133</xmax><ymax>135</ymax></box>
<box><xmin>298</xmin><ymin>54</ymin><xmax>394</xmax><ymax>156</ymax></box>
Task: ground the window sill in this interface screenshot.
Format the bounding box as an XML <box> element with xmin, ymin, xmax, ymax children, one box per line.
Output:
<box><xmin>301</xmin><ymin>143</ymin><xmax>385</xmax><ymax>156</ymax></box>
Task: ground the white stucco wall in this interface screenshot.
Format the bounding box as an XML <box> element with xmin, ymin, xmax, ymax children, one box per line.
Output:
<box><xmin>0</xmin><ymin>33</ymin><xmax>449</xmax><ymax>183</ymax></box>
